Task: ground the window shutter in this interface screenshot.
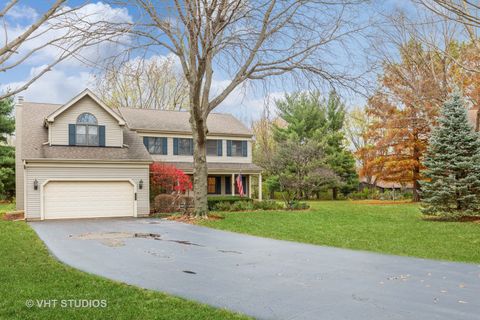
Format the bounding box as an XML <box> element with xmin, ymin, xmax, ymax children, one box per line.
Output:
<box><xmin>242</xmin><ymin>141</ymin><xmax>248</xmax><ymax>157</ymax></box>
<box><xmin>99</xmin><ymin>125</ymin><xmax>106</xmax><ymax>147</ymax></box>
<box><xmin>242</xmin><ymin>176</ymin><xmax>247</xmax><ymax>194</ymax></box>
<box><xmin>225</xmin><ymin>176</ymin><xmax>231</xmax><ymax>194</ymax></box>
<box><xmin>173</xmin><ymin>138</ymin><xmax>179</xmax><ymax>155</ymax></box>
<box><xmin>190</xmin><ymin>138</ymin><xmax>194</xmax><ymax>155</ymax></box>
<box><xmin>162</xmin><ymin>137</ymin><xmax>168</xmax><ymax>155</ymax></box>
<box><xmin>143</xmin><ymin>136</ymin><xmax>149</xmax><ymax>149</ymax></box>
<box><xmin>227</xmin><ymin>140</ymin><xmax>232</xmax><ymax>156</ymax></box>
<box><xmin>217</xmin><ymin>140</ymin><xmax>223</xmax><ymax>156</ymax></box>
<box><xmin>215</xmin><ymin>176</ymin><xmax>221</xmax><ymax>194</ymax></box>
<box><xmin>68</xmin><ymin>124</ymin><xmax>76</xmax><ymax>146</ymax></box>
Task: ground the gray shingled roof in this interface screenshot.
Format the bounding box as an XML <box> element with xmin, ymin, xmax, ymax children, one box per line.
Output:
<box><xmin>20</xmin><ymin>102</ymin><xmax>152</xmax><ymax>162</ymax></box>
<box><xmin>117</xmin><ymin>107</ymin><xmax>253</xmax><ymax>137</ymax></box>
<box><xmin>168</xmin><ymin>162</ymin><xmax>263</xmax><ymax>173</ymax></box>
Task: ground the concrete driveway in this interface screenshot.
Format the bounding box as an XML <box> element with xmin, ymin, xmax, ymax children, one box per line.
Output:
<box><xmin>30</xmin><ymin>218</ymin><xmax>479</xmax><ymax>320</ymax></box>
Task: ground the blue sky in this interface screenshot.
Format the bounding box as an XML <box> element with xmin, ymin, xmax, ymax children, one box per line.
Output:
<box><xmin>1</xmin><ymin>0</ymin><xmax>418</xmax><ymax>125</ymax></box>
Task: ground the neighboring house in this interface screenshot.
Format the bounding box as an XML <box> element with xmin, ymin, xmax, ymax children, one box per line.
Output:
<box><xmin>16</xmin><ymin>89</ymin><xmax>262</xmax><ymax>221</ymax></box>
<box><xmin>359</xmin><ymin>177</ymin><xmax>413</xmax><ymax>193</ymax></box>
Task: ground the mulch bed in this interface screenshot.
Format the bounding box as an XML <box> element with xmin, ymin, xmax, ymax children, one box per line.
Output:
<box><xmin>2</xmin><ymin>211</ymin><xmax>25</xmax><ymax>221</ymax></box>
<box><xmin>165</xmin><ymin>214</ymin><xmax>224</xmax><ymax>224</ymax></box>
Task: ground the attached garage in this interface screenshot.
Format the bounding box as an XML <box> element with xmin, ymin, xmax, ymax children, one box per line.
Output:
<box><xmin>42</xmin><ymin>180</ymin><xmax>136</xmax><ymax>220</ymax></box>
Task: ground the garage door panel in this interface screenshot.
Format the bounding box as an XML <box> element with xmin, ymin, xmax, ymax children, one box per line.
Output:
<box><xmin>44</xmin><ymin>181</ymin><xmax>134</xmax><ymax>219</ymax></box>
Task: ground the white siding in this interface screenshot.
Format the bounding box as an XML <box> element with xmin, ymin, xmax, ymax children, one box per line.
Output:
<box><xmin>49</xmin><ymin>96</ymin><xmax>123</xmax><ymax>147</ymax></box>
<box><xmin>24</xmin><ymin>163</ymin><xmax>149</xmax><ymax>220</ymax></box>
<box><xmin>138</xmin><ymin>132</ymin><xmax>253</xmax><ymax>164</ymax></box>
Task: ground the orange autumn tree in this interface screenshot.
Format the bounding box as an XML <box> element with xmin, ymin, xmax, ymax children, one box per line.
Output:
<box><xmin>361</xmin><ymin>40</ymin><xmax>454</xmax><ymax>201</ymax></box>
<box><xmin>455</xmin><ymin>41</ymin><xmax>480</xmax><ymax>106</ymax></box>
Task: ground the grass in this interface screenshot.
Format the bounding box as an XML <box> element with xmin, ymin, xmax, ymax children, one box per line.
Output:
<box><xmin>200</xmin><ymin>201</ymin><xmax>480</xmax><ymax>264</ymax></box>
<box><xmin>0</xmin><ymin>203</ymin><xmax>249</xmax><ymax>320</ymax></box>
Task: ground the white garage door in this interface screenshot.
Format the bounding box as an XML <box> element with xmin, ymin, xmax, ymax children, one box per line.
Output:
<box><xmin>43</xmin><ymin>181</ymin><xmax>135</xmax><ymax>219</ymax></box>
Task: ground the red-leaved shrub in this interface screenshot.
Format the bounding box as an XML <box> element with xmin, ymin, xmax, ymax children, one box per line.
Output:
<box><xmin>150</xmin><ymin>163</ymin><xmax>192</xmax><ymax>199</ymax></box>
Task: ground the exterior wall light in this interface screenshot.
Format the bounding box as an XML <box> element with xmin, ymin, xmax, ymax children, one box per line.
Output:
<box><xmin>139</xmin><ymin>179</ymin><xmax>143</xmax><ymax>190</ymax></box>
<box><xmin>33</xmin><ymin>179</ymin><xmax>38</xmax><ymax>190</ymax></box>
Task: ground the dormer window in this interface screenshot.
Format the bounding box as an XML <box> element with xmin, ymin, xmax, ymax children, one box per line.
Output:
<box><xmin>76</xmin><ymin>113</ymin><xmax>99</xmax><ymax>146</ymax></box>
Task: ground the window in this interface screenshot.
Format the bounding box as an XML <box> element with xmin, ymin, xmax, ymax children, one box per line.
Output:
<box><xmin>76</xmin><ymin>113</ymin><xmax>98</xmax><ymax>146</ymax></box>
<box><xmin>208</xmin><ymin>177</ymin><xmax>217</xmax><ymax>194</ymax></box>
<box><xmin>207</xmin><ymin>139</ymin><xmax>222</xmax><ymax>156</ymax></box>
<box><xmin>144</xmin><ymin>137</ymin><xmax>167</xmax><ymax>155</ymax></box>
<box><xmin>208</xmin><ymin>176</ymin><xmax>221</xmax><ymax>194</ymax></box>
<box><xmin>174</xmin><ymin>138</ymin><xmax>193</xmax><ymax>155</ymax></box>
<box><xmin>227</xmin><ymin>140</ymin><xmax>247</xmax><ymax>157</ymax></box>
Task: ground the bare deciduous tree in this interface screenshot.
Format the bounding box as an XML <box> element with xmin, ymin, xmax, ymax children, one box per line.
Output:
<box><xmin>0</xmin><ymin>1</ymin><xmax>129</xmax><ymax>100</ymax></box>
<box><xmin>95</xmin><ymin>55</ymin><xmax>189</xmax><ymax>110</ymax></box>
<box><xmin>112</xmin><ymin>0</ymin><xmax>369</xmax><ymax>217</ymax></box>
<box><xmin>419</xmin><ymin>0</ymin><xmax>480</xmax><ymax>28</ymax></box>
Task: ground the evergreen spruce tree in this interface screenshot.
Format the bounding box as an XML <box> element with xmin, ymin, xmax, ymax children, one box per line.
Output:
<box><xmin>421</xmin><ymin>91</ymin><xmax>480</xmax><ymax>217</ymax></box>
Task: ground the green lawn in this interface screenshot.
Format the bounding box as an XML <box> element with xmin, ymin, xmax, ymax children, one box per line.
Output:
<box><xmin>201</xmin><ymin>201</ymin><xmax>480</xmax><ymax>264</ymax></box>
<box><xmin>0</xmin><ymin>203</ymin><xmax>248</xmax><ymax>320</ymax></box>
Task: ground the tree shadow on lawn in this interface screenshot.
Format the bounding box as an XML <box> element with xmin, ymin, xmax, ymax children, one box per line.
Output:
<box><xmin>423</xmin><ymin>215</ymin><xmax>480</xmax><ymax>223</ymax></box>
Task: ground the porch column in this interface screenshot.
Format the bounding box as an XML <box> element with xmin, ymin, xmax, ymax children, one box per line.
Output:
<box><xmin>248</xmin><ymin>175</ymin><xmax>252</xmax><ymax>198</ymax></box>
<box><xmin>231</xmin><ymin>173</ymin><xmax>235</xmax><ymax>196</ymax></box>
<box><xmin>258</xmin><ymin>173</ymin><xmax>262</xmax><ymax>201</ymax></box>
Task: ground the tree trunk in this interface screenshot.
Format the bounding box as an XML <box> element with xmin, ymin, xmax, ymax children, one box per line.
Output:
<box><xmin>412</xmin><ymin>144</ymin><xmax>421</xmax><ymax>202</ymax></box>
<box><xmin>191</xmin><ymin>115</ymin><xmax>209</xmax><ymax>217</ymax></box>
<box><xmin>332</xmin><ymin>187</ymin><xmax>338</xmax><ymax>200</ymax></box>
<box><xmin>269</xmin><ymin>189</ymin><xmax>275</xmax><ymax>200</ymax></box>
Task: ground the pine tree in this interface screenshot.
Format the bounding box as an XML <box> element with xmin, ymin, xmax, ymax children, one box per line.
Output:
<box><xmin>421</xmin><ymin>91</ymin><xmax>480</xmax><ymax>217</ymax></box>
<box><xmin>0</xmin><ymin>98</ymin><xmax>15</xmax><ymax>200</ymax></box>
<box><xmin>273</xmin><ymin>91</ymin><xmax>358</xmax><ymax>199</ymax></box>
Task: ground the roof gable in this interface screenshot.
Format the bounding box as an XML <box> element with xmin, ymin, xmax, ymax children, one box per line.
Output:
<box><xmin>45</xmin><ymin>89</ymin><xmax>126</xmax><ymax>126</ymax></box>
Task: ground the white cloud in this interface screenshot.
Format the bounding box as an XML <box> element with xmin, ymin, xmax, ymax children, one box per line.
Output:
<box><xmin>1</xmin><ymin>2</ymin><xmax>133</xmax><ymax>101</ymax></box>
<box><xmin>6</xmin><ymin>4</ymin><xmax>38</xmax><ymax>21</ymax></box>
<box><xmin>2</xmin><ymin>66</ymin><xmax>95</xmax><ymax>103</ymax></box>
<box><xmin>0</xmin><ymin>2</ymin><xmax>132</xmax><ymax>69</ymax></box>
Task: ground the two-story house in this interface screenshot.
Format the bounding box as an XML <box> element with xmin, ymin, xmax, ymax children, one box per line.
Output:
<box><xmin>15</xmin><ymin>89</ymin><xmax>262</xmax><ymax>220</ymax></box>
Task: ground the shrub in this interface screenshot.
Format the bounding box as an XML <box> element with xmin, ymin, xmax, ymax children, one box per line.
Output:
<box><xmin>153</xmin><ymin>194</ymin><xmax>177</xmax><ymax>213</ymax></box>
<box><xmin>175</xmin><ymin>195</ymin><xmax>194</xmax><ymax>215</ymax></box>
<box><xmin>348</xmin><ymin>188</ymin><xmax>413</xmax><ymax>201</ymax></box>
<box><xmin>286</xmin><ymin>200</ymin><xmax>310</xmax><ymax>210</ymax></box>
<box><xmin>207</xmin><ymin>196</ymin><xmax>252</xmax><ymax>210</ymax></box>
<box><xmin>214</xmin><ymin>202</ymin><xmax>233</xmax><ymax>211</ymax></box>
<box><xmin>253</xmin><ymin>200</ymin><xmax>284</xmax><ymax>210</ymax></box>
<box><xmin>230</xmin><ymin>200</ymin><xmax>255</xmax><ymax>211</ymax></box>
<box><xmin>348</xmin><ymin>188</ymin><xmax>380</xmax><ymax>200</ymax></box>
<box><xmin>150</xmin><ymin>163</ymin><xmax>192</xmax><ymax>201</ymax></box>
<box><xmin>211</xmin><ymin>200</ymin><xmax>283</xmax><ymax>211</ymax></box>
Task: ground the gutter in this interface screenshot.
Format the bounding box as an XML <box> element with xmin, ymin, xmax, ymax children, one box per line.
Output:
<box><xmin>131</xmin><ymin>128</ymin><xmax>253</xmax><ymax>138</ymax></box>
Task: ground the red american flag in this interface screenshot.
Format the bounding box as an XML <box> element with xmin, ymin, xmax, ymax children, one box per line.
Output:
<box><xmin>236</xmin><ymin>174</ymin><xmax>244</xmax><ymax>197</ymax></box>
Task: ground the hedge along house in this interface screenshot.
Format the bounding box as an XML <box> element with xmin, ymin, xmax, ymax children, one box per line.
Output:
<box><xmin>16</xmin><ymin>89</ymin><xmax>262</xmax><ymax>220</ymax></box>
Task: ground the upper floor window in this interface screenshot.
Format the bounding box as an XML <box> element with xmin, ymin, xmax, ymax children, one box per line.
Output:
<box><xmin>227</xmin><ymin>140</ymin><xmax>247</xmax><ymax>157</ymax></box>
<box><xmin>207</xmin><ymin>139</ymin><xmax>222</xmax><ymax>156</ymax></box>
<box><xmin>76</xmin><ymin>113</ymin><xmax>98</xmax><ymax>146</ymax></box>
<box><xmin>143</xmin><ymin>137</ymin><xmax>167</xmax><ymax>155</ymax></box>
<box><xmin>173</xmin><ymin>138</ymin><xmax>193</xmax><ymax>155</ymax></box>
